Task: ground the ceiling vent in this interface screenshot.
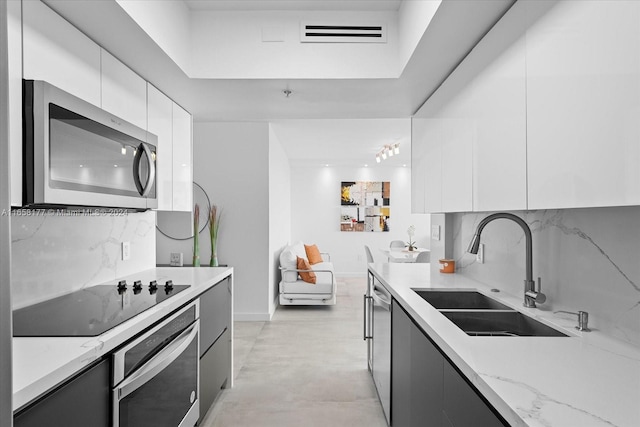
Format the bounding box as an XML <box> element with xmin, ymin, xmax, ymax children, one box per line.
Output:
<box><xmin>301</xmin><ymin>23</ymin><xmax>387</xmax><ymax>43</ymax></box>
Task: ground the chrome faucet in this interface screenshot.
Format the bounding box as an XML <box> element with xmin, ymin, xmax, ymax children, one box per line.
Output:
<box><xmin>467</xmin><ymin>212</ymin><xmax>546</xmax><ymax>308</ymax></box>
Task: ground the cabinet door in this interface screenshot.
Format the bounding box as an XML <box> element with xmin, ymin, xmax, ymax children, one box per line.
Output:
<box><xmin>411</xmin><ymin>320</ymin><xmax>444</xmax><ymax>425</ymax></box>
<box><xmin>101</xmin><ymin>49</ymin><xmax>147</xmax><ymax>130</ymax></box>
<box><xmin>410</xmin><ymin>117</ymin><xmax>428</xmax><ymax>214</ymax></box>
<box><xmin>391</xmin><ymin>299</ymin><xmax>412</xmax><ymax>426</ymax></box>
<box><xmin>410</xmin><ymin>112</ymin><xmax>444</xmax><ymax>214</ymax></box>
<box><xmin>171</xmin><ymin>103</ymin><xmax>193</xmax><ymax>212</ymax></box>
<box><xmin>526</xmin><ymin>0</ymin><xmax>640</xmax><ymax>209</ymax></box>
<box><xmin>442</xmin><ymin>361</ymin><xmax>505</xmax><ymax>427</ymax></box>
<box><xmin>424</xmin><ymin>120</ymin><xmax>443</xmax><ymax>213</ymax></box>
<box><xmin>468</xmin><ymin>2</ymin><xmax>527</xmax><ymax>212</ymax></box>
<box><xmin>441</xmin><ymin>118</ymin><xmax>473</xmax><ymax>213</ymax></box>
<box><xmin>22</xmin><ymin>0</ymin><xmax>101</xmax><ymax>106</ymax></box>
<box><xmin>392</xmin><ymin>300</ymin><xmax>443</xmax><ymax>427</ymax></box>
<box><xmin>412</xmin><ymin>55</ymin><xmax>473</xmax><ymax>213</ymax></box>
<box><xmin>199</xmin><ymin>278</ymin><xmax>231</xmax><ymax>356</ymax></box>
<box><xmin>8</xmin><ymin>0</ymin><xmax>22</xmax><ymax>206</ymax></box>
<box><xmin>199</xmin><ymin>328</ymin><xmax>231</xmax><ymax>423</ymax></box>
<box><xmin>148</xmin><ymin>84</ymin><xmax>174</xmax><ymax>211</ymax></box>
<box><xmin>14</xmin><ymin>359</ymin><xmax>110</xmax><ymax>427</ymax></box>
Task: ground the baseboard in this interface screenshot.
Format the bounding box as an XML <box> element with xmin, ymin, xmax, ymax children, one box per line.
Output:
<box><xmin>234</xmin><ymin>312</ymin><xmax>272</xmax><ymax>322</ymax></box>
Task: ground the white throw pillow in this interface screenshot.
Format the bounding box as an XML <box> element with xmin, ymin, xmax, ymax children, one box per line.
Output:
<box><xmin>279</xmin><ymin>248</ymin><xmax>299</xmax><ymax>282</ymax></box>
<box><xmin>290</xmin><ymin>241</ymin><xmax>307</xmax><ymax>260</ymax></box>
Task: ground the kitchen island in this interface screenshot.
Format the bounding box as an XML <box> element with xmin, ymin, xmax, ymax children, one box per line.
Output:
<box><xmin>369</xmin><ymin>262</ymin><xmax>640</xmax><ymax>427</ymax></box>
<box><xmin>12</xmin><ymin>266</ymin><xmax>233</xmax><ymax>412</ymax></box>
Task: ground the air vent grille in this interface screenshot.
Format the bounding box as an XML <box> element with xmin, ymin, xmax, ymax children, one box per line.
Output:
<box><xmin>301</xmin><ymin>23</ymin><xmax>387</xmax><ymax>43</ymax></box>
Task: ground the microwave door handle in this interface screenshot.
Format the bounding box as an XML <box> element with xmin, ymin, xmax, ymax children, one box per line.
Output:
<box><xmin>115</xmin><ymin>322</ymin><xmax>198</xmax><ymax>400</ymax></box>
<box><xmin>143</xmin><ymin>144</ymin><xmax>156</xmax><ymax>197</ymax></box>
<box><xmin>133</xmin><ymin>143</ymin><xmax>155</xmax><ymax>197</ymax></box>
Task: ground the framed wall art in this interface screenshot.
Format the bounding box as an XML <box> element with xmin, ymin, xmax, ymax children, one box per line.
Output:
<box><xmin>340</xmin><ymin>181</ymin><xmax>390</xmax><ymax>232</ymax></box>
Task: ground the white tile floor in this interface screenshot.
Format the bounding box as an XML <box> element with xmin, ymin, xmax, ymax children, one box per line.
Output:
<box><xmin>200</xmin><ymin>276</ymin><xmax>388</xmax><ymax>427</ymax></box>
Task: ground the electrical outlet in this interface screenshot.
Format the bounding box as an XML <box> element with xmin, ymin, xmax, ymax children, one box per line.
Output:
<box><xmin>431</xmin><ymin>225</ymin><xmax>441</xmax><ymax>241</ymax></box>
<box><xmin>121</xmin><ymin>242</ymin><xmax>131</xmax><ymax>261</ymax></box>
<box><xmin>170</xmin><ymin>252</ymin><xmax>184</xmax><ymax>267</ymax></box>
<box><xmin>476</xmin><ymin>243</ymin><xmax>484</xmax><ymax>264</ymax></box>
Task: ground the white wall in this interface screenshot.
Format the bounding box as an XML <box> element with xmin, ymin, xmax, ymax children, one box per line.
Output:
<box><xmin>115</xmin><ymin>0</ymin><xmax>191</xmax><ymax>72</ymax></box>
<box><xmin>398</xmin><ymin>0</ymin><xmax>441</xmax><ymax>69</ymax></box>
<box><xmin>448</xmin><ymin>207</ymin><xmax>640</xmax><ymax>347</ymax></box>
<box><xmin>156</xmin><ymin>122</ymin><xmax>272</xmax><ymax>320</ymax></box>
<box><xmin>268</xmin><ymin>125</ymin><xmax>291</xmax><ymax>315</ymax></box>
<box><xmin>291</xmin><ymin>165</ymin><xmax>430</xmax><ymax>275</ymax></box>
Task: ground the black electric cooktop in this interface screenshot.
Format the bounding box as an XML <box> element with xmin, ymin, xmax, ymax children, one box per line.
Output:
<box><xmin>13</xmin><ymin>280</ymin><xmax>189</xmax><ymax>337</ymax></box>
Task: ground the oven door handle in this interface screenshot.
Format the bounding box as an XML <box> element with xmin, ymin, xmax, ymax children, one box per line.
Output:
<box><xmin>116</xmin><ymin>321</ymin><xmax>199</xmax><ymax>400</ymax></box>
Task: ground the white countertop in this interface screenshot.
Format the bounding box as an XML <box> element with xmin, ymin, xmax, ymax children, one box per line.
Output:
<box><xmin>368</xmin><ymin>262</ymin><xmax>640</xmax><ymax>427</ymax></box>
<box><xmin>12</xmin><ymin>266</ymin><xmax>233</xmax><ymax>411</ymax></box>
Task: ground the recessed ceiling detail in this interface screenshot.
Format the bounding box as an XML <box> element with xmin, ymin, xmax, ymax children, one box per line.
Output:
<box><xmin>301</xmin><ymin>23</ymin><xmax>387</xmax><ymax>43</ymax></box>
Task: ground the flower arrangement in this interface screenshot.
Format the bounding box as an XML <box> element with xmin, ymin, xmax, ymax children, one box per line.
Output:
<box><xmin>406</xmin><ymin>225</ymin><xmax>416</xmax><ymax>251</ymax></box>
<box><xmin>209</xmin><ymin>205</ymin><xmax>222</xmax><ymax>267</ymax></box>
<box><xmin>193</xmin><ymin>203</ymin><xmax>200</xmax><ymax>266</ymax></box>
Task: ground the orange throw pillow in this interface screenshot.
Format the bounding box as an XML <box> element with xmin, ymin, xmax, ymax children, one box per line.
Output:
<box><xmin>297</xmin><ymin>256</ymin><xmax>317</xmax><ymax>284</ymax></box>
<box><xmin>305</xmin><ymin>244</ymin><xmax>323</xmax><ymax>265</ymax></box>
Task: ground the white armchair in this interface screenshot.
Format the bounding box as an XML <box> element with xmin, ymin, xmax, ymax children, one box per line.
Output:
<box><xmin>278</xmin><ymin>242</ymin><xmax>337</xmax><ymax>305</ymax></box>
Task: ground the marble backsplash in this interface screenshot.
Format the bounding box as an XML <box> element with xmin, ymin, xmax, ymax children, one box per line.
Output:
<box><xmin>11</xmin><ymin>210</ymin><xmax>156</xmax><ymax>309</ymax></box>
<box><xmin>449</xmin><ymin>207</ymin><xmax>640</xmax><ymax>347</ymax></box>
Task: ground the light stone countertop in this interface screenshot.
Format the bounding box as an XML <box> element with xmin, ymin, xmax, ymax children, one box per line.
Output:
<box><xmin>12</xmin><ymin>266</ymin><xmax>233</xmax><ymax>411</ymax></box>
<box><xmin>368</xmin><ymin>262</ymin><xmax>640</xmax><ymax>427</ymax></box>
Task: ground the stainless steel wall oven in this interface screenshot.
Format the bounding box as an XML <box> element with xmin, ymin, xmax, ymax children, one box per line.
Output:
<box><xmin>112</xmin><ymin>301</ymin><xmax>200</xmax><ymax>427</ymax></box>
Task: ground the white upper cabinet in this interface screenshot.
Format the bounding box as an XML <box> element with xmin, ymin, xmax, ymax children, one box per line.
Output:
<box><xmin>171</xmin><ymin>103</ymin><xmax>193</xmax><ymax>212</ymax></box>
<box><xmin>148</xmin><ymin>85</ymin><xmax>193</xmax><ymax>212</ymax></box>
<box><xmin>411</xmin><ymin>2</ymin><xmax>526</xmax><ymax>214</ymax></box>
<box><xmin>22</xmin><ymin>0</ymin><xmax>101</xmax><ymax>106</ymax></box>
<box><xmin>411</xmin><ymin>116</ymin><xmax>442</xmax><ymax>213</ymax></box>
<box><xmin>101</xmin><ymin>49</ymin><xmax>148</xmax><ymax>130</ymax></box>
<box><xmin>468</xmin><ymin>2</ymin><xmax>527</xmax><ymax>212</ymax></box>
<box><xmin>526</xmin><ymin>0</ymin><xmax>640</xmax><ymax>209</ymax></box>
<box><xmin>423</xmin><ymin>120</ymin><xmax>443</xmax><ymax>214</ymax></box>
<box><xmin>147</xmin><ymin>84</ymin><xmax>174</xmax><ymax>211</ymax></box>
<box><xmin>411</xmin><ymin>117</ymin><xmax>428</xmax><ymax>213</ymax></box>
<box><xmin>440</xmin><ymin>118</ymin><xmax>473</xmax><ymax>213</ymax></box>
<box><xmin>8</xmin><ymin>0</ymin><xmax>23</xmax><ymax>206</ymax></box>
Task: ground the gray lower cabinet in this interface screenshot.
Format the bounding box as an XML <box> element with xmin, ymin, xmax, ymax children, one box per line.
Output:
<box><xmin>442</xmin><ymin>361</ymin><xmax>504</xmax><ymax>427</ymax></box>
<box><xmin>392</xmin><ymin>299</ymin><xmax>443</xmax><ymax>426</ymax></box>
<box><xmin>391</xmin><ymin>300</ymin><xmax>507</xmax><ymax>427</ymax></box>
<box><xmin>14</xmin><ymin>358</ymin><xmax>110</xmax><ymax>427</ymax></box>
<box><xmin>198</xmin><ymin>277</ymin><xmax>231</xmax><ymax>422</ymax></box>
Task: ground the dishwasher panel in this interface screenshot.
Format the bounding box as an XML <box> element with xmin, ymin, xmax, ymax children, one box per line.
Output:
<box><xmin>371</xmin><ymin>276</ymin><xmax>392</xmax><ymax>425</ymax></box>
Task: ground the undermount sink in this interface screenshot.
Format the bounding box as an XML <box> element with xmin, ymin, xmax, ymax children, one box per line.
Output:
<box><xmin>414</xmin><ymin>290</ymin><xmax>512</xmax><ymax>310</ymax></box>
<box><xmin>442</xmin><ymin>311</ymin><xmax>568</xmax><ymax>337</ymax></box>
<box><xmin>413</xmin><ymin>289</ymin><xmax>568</xmax><ymax>337</ymax></box>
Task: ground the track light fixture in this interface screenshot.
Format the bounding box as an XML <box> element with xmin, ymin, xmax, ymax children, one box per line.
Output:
<box><xmin>375</xmin><ymin>143</ymin><xmax>400</xmax><ymax>163</ymax></box>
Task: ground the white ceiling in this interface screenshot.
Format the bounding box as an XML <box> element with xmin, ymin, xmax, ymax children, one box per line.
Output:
<box><xmin>270</xmin><ymin>118</ymin><xmax>411</xmax><ymax>167</ymax></box>
<box><xmin>184</xmin><ymin>0</ymin><xmax>403</xmax><ymax>11</ymax></box>
<box><xmin>44</xmin><ymin>0</ymin><xmax>515</xmax><ymax>167</ymax></box>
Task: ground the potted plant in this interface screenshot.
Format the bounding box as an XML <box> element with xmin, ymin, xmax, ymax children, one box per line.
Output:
<box><xmin>209</xmin><ymin>205</ymin><xmax>222</xmax><ymax>267</ymax></box>
<box><xmin>193</xmin><ymin>204</ymin><xmax>200</xmax><ymax>266</ymax></box>
<box><xmin>406</xmin><ymin>225</ymin><xmax>417</xmax><ymax>251</ymax></box>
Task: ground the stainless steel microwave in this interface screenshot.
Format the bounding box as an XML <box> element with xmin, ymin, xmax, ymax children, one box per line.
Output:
<box><xmin>22</xmin><ymin>80</ymin><xmax>158</xmax><ymax>210</ymax></box>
